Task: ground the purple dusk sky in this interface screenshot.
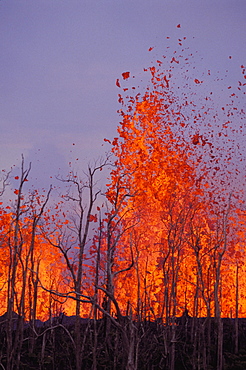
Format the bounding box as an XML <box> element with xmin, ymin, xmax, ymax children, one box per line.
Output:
<box><xmin>1</xmin><ymin>1</ymin><xmax>246</xmax><ymax>190</ymax></box>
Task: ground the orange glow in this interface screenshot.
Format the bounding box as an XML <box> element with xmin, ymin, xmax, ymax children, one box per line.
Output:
<box><xmin>105</xmin><ymin>62</ymin><xmax>246</xmax><ymax>320</ymax></box>
<box><xmin>0</xmin><ymin>56</ymin><xmax>245</xmax><ymax>323</ymax></box>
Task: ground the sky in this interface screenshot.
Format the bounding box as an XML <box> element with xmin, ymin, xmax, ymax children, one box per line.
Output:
<box><xmin>1</xmin><ymin>0</ymin><xmax>246</xmax><ymax>191</ymax></box>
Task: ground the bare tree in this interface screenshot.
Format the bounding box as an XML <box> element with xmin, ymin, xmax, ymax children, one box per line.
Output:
<box><xmin>6</xmin><ymin>157</ymin><xmax>31</xmax><ymax>370</ymax></box>
<box><xmin>44</xmin><ymin>159</ymin><xmax>108</xmax><ymax>370</ymax></box>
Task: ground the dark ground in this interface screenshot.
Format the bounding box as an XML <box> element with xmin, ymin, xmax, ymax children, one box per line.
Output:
<box><xmin>0</xmin><ymin>313</ymin><xmax>246</xmax><ymax>369</ymax></box>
